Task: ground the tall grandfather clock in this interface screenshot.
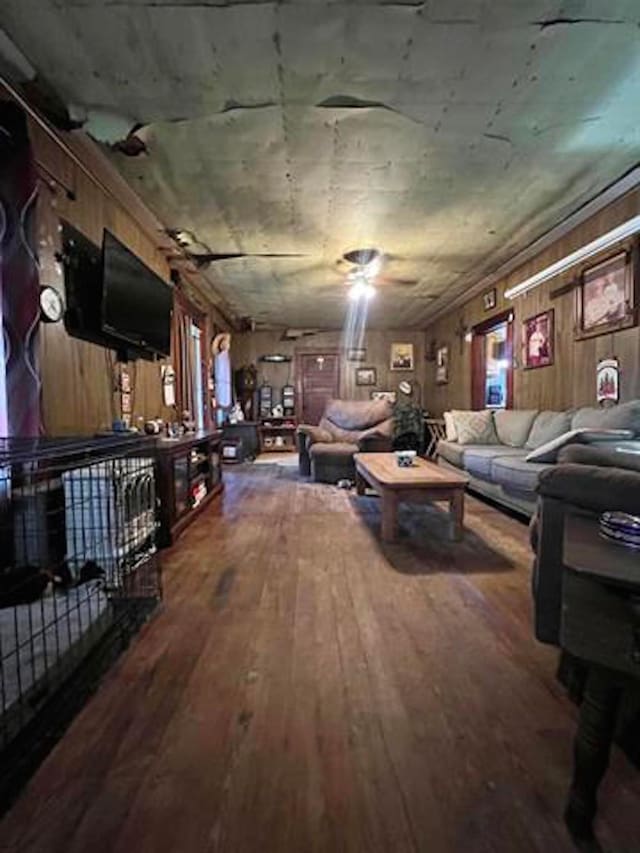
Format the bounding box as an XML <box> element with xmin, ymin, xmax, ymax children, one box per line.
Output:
<box><xmin>234</xmin><ymin>364</ymin><xmax>258</xmax><ymax>420</ymax></box>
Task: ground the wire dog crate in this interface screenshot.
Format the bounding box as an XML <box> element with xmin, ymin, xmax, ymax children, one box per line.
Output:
<box><xmin>0</xmin><ymin>435</ymin><xmax>161</xmax><ymax>809</ymax></box>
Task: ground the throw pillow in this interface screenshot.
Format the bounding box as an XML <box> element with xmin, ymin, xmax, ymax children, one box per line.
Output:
<box><xmin>493</xmin><ymin>410</ymin><xmax>538</xmax><ymax>447</ymax></box>
<box><xmin>525</xmin><ymin>428</ymin><xmax>634</xmax><ymax>464</ymax></box>
<box><xmin>443</xmin><ymin>411</ymin><xmax>458</xmax><ymax>442</ymax></box>
<box><xmin>451</xmin><ymin>410</ymin><xmax>498</xmax><ymax>446</ymax></box>
<box><xmin>525</xmin><ymin>411</ymin><xmax>573</xmax><ymax>450</ymax></box>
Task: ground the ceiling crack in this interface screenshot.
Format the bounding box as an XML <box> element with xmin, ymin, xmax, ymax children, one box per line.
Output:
<box><xmin>531</xmin><ymin>17</ymin><xmax>627</xmax><ymax>30</ymax></box>
<box><xmin>483</xmin><ymin>132</ymin><xmax>512</xmax><ymax>145</ymax></box>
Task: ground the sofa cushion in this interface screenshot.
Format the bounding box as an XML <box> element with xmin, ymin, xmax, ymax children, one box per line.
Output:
<box><xmin>491</xmin><ymin>456</ymin><xmax>553</xmax><ymax>495</ymax></box>
<box><xmin>323</xmin><ymin>398</ymin><xmax>393</xmax><ymax>431</ymax></box>
<box><xmin>525</xmin><ymin>411</ymin><xmax>573</xmax><ymax>449</ymax></box>
<box><xmin>557</xmin><ymin>442</ymin><xmax>640</xmax><ymax>471</ymax></box>
<box><xmin>525</xmin><ymin>428</ymin><xmax>634</xmax><ymax>463</ymax></box>
<box><xmin>493</xmin><ymin>410</ymin><xmax>538</xmax><ymax>447</ymax></box>
<box><xmin>462</xmin><ymin>446</ymin><xmax>527</xmax><ymax>480</ymax></box>
<box><xmin>309</xmin><ymin>441</ymin><xmax>357</xmax><ymax>458</ymax></box>
<box><xmin>451</xmin><ymin>410</ymin><xmax>498</xmax><ymax>445</ymax></box>
<box><xmin>571</xmin><ymin>400</ymin><xmax>640</xmax><ymax>433</ymax></box>
<box><xmin>437</xmin><ymin>440</ymin><xmax>466</xmax><ymax>468</ymax></box>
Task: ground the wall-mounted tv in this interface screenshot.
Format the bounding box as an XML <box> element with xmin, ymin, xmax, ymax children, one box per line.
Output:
<box><xmin>61</xmin><ymin>221</ymin><xmax>119</xmax><ymax>350</ymax></box>
<box><xmin>101</xmin><ymin>231</ymin><xmax>173</xmax><ymax>357</ymax></box>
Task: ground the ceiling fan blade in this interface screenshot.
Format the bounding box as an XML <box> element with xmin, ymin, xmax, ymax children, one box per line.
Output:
<box><xmin>194</xmin><ymin>252</ymin><xmax>310</xmax><ymax>262</ymax></box>
<box><xmin>375</xmin><ymin>275</ymin><xmax>420</xmax><ymax>287</ymax></box>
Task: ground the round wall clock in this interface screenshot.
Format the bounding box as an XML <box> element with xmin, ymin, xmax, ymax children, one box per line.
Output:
<box><xmin>39</xmin><ymin>286</ymin><xmax>64</xmax><ymax>323</ymax></box>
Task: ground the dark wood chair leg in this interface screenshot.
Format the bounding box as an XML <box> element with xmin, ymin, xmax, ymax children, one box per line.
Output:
<box><xmin>565</xmin><ymin>667</ymin><xmax>621</xmax><ymax>842</ymax></box>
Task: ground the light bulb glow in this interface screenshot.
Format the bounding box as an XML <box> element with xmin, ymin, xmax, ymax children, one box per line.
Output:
<box><xmin>349</xmin><ymin>281</ymin><xmax>376</xmax><ymax>301</ymax></box>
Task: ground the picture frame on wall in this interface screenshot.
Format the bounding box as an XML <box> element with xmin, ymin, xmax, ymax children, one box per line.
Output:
<box><xmin>371</xmin><ymin>390</ymin><xmax>397</xmax><ymax>403</ymax></box>
<box><xmin>355</xmin><ymin>367</ymin><xmax>377</xmax><ymax>386</ymax></box>
<box><xmin>435</xmin><ymin>346</ymin><xmax>449</xmax><ymax>384</ymax></box>
<box><xmin>390</xmin><ymin>342</ymin><xmax>414</xmax><ymax>371</ymax></box>
<box><xmin>482</xmin><ymin>288</ymin><xmax>497</xmax><ymax>311</ymax></box>
<box><xmin>575</xmin><ymin>250</ymin><xmax>637</xmax><ymax>340</ymax></box>
<box><xmin>347</xmin><ymin>347</ymin><xmax>366</xmax><ymax>362</ymax></box>
<box><xmin>522</xmin><ymin>309</ymin><xmax>554</xmax><ymax>369</ymax></box>
<box><xmin>596</xmin><ymin>357</ymin><xmax>620</xmax><ymax>404</ymax></box>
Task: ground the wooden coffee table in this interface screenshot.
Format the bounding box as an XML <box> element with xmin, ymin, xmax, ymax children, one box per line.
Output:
<box><xmin>354</xmin><ymin>453</ymin><xmax>469</xmax><ymax>542</ymax></box>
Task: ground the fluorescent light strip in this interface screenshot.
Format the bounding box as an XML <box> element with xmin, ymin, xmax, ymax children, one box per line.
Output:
<box><xmin>504</xmin><ymin>213</ymin><xmax>640</xmax><ymax>299</ymax></box>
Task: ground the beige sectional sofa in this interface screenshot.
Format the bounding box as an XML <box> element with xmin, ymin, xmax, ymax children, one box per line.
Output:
<box><xmin>436</xmin><ymin>401</ymin><xmax>640</xmax><ymax>517</ymax></box>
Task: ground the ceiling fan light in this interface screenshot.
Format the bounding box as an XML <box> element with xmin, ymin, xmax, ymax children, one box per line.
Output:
<box><xmin>349</xmin><ymin>281</ymin><xmax>375</xmax><ymax>301</ymax></box>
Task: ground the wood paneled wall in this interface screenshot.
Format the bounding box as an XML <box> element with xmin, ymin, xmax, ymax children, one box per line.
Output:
<box><xmin>233</xmin><ymin>330</ymin><xmax>427</xmax><ymax>408</ymax></box>
<box><xmin>35</xmin><ymin>156</ymin><xmax>174</xmax><ymax>435</ymax></box>
<box><xmin>1</xmin><ymin>86</ymin><xmax>228</xmax><ymax>436</ymax></box>
<box><xmin>423</xmin><ymin>188</ymin><xmax>640</xmax><ymax>415</ymax></box>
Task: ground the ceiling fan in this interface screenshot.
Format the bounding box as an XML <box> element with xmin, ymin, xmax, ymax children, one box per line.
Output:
<box><xmin>337</xmin><ymin>247</ymin><xmax>420</xmax><ymax>299</ymax></box>
<box><xmin>164</xmin><ymin>229</ymin><xmax>308</xmax><ymax>269</ymax></box>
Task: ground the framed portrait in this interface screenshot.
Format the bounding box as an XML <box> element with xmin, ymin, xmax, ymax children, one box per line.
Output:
<box><xmin>596</xmin><ymin>358</ymin><xmax>620</xmax><ymax>404</ymax></box>
<box><xmin>575</xmin><ymin>250</ymin><xmax>637</xmax><ymax>340</ymax></box>
<box><xmin>347</xmin><ymin>347</ymin><xmax>366</xmax><ymax>361</ymax></box>
<box><xmin>390</xmin><ymin>342</ymin><xmax>414</xmax><ymax>371</ymax></box>
<box><xmin>522</xmin><ymin>309</ymin><xmax>554</xmax><ymax>369</ymax></box>
<box><xmin>371</xmin><ymin>390</ymin><xmax>397</xmax><ymax>403</ymax></box>
<box><xmin>435</xmin><ymin>346</ymin><xmax>449</xmax><ymax>384</ymax></box>
<box><xmin>482</xmin><ymin>288</ymin><xmax>497</xmax><ymax>312</ymax></box>
<box><xmin>355</xmin><ymin>367</ymin><xmax>377</xmax><ymax>386</ymax></box>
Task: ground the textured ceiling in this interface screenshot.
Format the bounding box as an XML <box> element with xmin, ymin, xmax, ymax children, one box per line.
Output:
<box><xmin>3</xmin><ymin>0</ymin><xmax>640</xmax><ymax>328</ymax></box>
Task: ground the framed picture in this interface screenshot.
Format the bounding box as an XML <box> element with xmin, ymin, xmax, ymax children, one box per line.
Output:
<box><xmin>482</xmin><ymin>288</ymin><xmax>497</xmax><ymax>311</ymax></box>
<box><xmin>522</xmin><ymin>309</ymin><xmax>554</xmax><ymax>369</ymax></box>
<box><xmin>356</xmin><ymin>367</ymin><xmax>377</xmax><ymax>386</ymax></box>
<box><xmin>596</xmin><ymin>358</ymin><xmax>620</xmax><ymax>404</ymax></box>
<box><xmin>347</xmin><ymin>347</ymin><xmax>366</xmax><ymax>361</ymax></box>
<box><xmin>435</xmin><ymin>346</ymin><xmax>449</xmax><ymax>384</ymax></box>
<box><xmin>575</xmin><ymin>250</ymin><xmax>637</xmax><ymax>340</ymax></box>
<box><xmin>390</xmin><ymin>342</ymin><xmax>414</xmax><ymax>371</ymax></box>
<box><xmin>371</xmin><ymin>390</ymin><xmax>397</xmax><ymax>403</ymax></box>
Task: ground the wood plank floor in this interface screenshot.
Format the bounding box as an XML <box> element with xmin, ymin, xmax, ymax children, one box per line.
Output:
<box><xmin>2</xmin><ymin>464</ymin><xmax>640</xmax><ymax>852</ymax></box>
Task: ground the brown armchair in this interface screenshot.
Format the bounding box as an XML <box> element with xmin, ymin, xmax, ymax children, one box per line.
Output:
<box><xmin>297</xmin><ymin>398</ymin><xmax>394</xmax><ymax>482</ymax></box>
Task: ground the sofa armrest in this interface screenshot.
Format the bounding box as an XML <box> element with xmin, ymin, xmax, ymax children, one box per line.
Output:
<box><xmin>358</xmin><ymin>432</ymin><xmax>393</xmax><ymax>452</ymax></box>
<box><xmin>537</xmin><ymin>463</ymin><xmax>640</xmax><ymax>515</ymax></box>
<box><xmin>296</xmin><ymin>424</ymin><xmax>333</xmax><ymax>445</ymax></box>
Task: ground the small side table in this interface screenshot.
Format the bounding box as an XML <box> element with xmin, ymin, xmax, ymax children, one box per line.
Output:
<box><xmin>561</xmin><ymin>511</ymin><xmax>640</xmax><ymax>841</ymax></box>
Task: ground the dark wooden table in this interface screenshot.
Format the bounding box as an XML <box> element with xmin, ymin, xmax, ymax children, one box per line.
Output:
<box><xmin>561</xmin><ymin>511</ymin><xmax>640</xmax><ymax>841</ymax></box>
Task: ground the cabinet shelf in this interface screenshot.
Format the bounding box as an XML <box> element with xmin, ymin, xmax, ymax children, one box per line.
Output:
<box><xmin>155</xmin><ymin>430</ymin><xmax>223</xmax><ymax>547</ymax></box>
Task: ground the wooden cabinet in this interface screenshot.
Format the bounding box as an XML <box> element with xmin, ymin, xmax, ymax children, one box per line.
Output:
<box><xmin>155</xmin><ymin>430</ymin><xmax>223</xmax><ymax>547</ymax></box>
<box><xmin>258</xmin><ymin>417</ymin><xmax>297</xmax><ymax>453</ymax></box>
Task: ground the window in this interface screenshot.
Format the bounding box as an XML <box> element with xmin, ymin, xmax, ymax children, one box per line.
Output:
<box><xmin>471</xmin><ymin>311</ymin><xmax>514</xmax><ymax>410</ymax></box>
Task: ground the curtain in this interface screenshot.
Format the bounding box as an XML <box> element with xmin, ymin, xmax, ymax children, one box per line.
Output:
<box><xmin>174</xmin><ymin>309</ymin><xmax>194</xmax><ymax>419</ymax></box>
<box><xmin>0</xmin><ymin>101</ymin><xmax>41</xmax><ymax>437</ymax></box>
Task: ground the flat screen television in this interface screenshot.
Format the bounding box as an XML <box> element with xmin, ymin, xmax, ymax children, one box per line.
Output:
<box><xmin>61</xmin><ymin>221</ymin><xmax>117</xmax><ymax>349</ymax></box>
<box><xmin>101</xmin><ymin>230</ymin><xmax>173</xmax><ymax>357</ymax></box>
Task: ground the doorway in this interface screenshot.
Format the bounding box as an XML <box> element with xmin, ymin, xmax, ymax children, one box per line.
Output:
<box><xmin>296</xmin><ymin>350</ymin><xmax>340</xmax><ymax>424</ymax></box>
<box><xmin>471</xmin><ymin>311</ymin><xmax>514</xmax><ymax>410</ymax></box>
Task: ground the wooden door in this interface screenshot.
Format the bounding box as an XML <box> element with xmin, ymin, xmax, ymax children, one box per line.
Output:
<box><xmin>471</xmin><ymin>311</ymin><xmax>514</xmax><ymax>410</ymax></box>
<box><xmin>296</xmin><ymin>351</ymin><xmax>340</xmax><ymax>424</ymax></box>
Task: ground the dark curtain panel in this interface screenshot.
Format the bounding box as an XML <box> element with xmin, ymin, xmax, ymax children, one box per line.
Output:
<box><xmin>0</xmin><ymin>101</ymin><xmax>41</xmax><ymax>437</ymax></box>
<box><xmin>172</xmin><ymin>300</ymin><xmax>195</xmax><ymax>419</ymax></box>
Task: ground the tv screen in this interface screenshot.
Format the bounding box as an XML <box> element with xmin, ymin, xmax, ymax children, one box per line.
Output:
<box><xmin>61</xmin><ymin>221</ymin><xmax>105</xmax><ymax>346</ymax></box>
<box><xmin>102</xmin><ymin>230</ymin><xmax>173</xmax><ymax>357</ymax></box>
